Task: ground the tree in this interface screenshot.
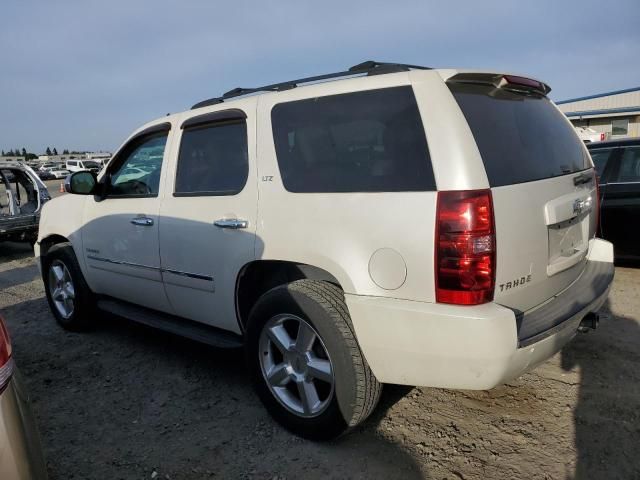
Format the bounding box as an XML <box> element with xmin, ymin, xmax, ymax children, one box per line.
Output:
<box><xmin>1</xmin><ymin>150</ymin><xmax>4</xmax><ymax>156</ymax></box>
<box><xmin>53</xmin><ymin>148</ymin><xmax>58</xmax><ymax>155</ymax></box>
<box><xmin>21</xmin><ymin>148</ymin><xmax>27</xmax><ymax>157</ymax></box>
<box><xmin>46</xmin><ymin>147</ymin><xmax>52</xmax><ymax>155</ymax></box>
<box><xmin>63</xmin><ymin>149</ymin><xmax>69</xmax><ymax>154</ymax></box>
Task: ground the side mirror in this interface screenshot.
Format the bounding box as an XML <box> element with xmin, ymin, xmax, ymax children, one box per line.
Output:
<box><xmin>64</xmin><ymin>171</ymin><xmax>97</xmax><ymax>195</ymax></box>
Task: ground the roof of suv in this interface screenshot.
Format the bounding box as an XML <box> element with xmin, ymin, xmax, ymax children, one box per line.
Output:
<box><xmin>586</xmin><ymin>138</ymin><xmax>640</xmax><ymax>149</ymax></box>
<box><xmin>119</xmin><ymin>61</ymin><xmax>551</xmax><ymax>148</ymax></box>
<box><xmin>189</xmin><ymin>61</ymin><xmax>551</xmax><ymax>112</ymax></box>
<box><xmin>190</xmin><ymin>61</ymin><xmax>432</xmax><ymax>110</ymax></box>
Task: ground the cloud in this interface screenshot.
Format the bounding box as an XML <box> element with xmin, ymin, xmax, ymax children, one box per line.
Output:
<box><xmin>1</xmin><ymin>0</ymin><xmax>638</xmax><ymax>152</ymax></box>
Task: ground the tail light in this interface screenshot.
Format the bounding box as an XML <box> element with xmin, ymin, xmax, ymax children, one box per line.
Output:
<box><xmin>0</xmin><ymin>315</ymin><xmax>13</xmax><ymax>393</ymax></box>
<box><xmin>435</xmin><ymin>190</ymin><xmax>496</xmax><ymax>305</ymax></box>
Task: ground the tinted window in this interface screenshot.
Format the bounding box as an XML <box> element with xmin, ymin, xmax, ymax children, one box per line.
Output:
<box><xmin>588</xmin><ymin>148</ymin><xmax>613</xmax><ymax>178</ymax></box>
<box><xmin>449</xmin><ymin>83</ymin><xmax>589</xmax><ymax>187</ymax></box>
<box><xmin>614</xmin><ymin>146</ymin><xmax>640</xmax><ymax>183</ymax></box>
<box><xmin>109</xmin><ymin>133</ymin><xmax>167</xmax><ymax>197</ymax></box>
<box><xmin>271</xmin><ymin>87</ymin><xmax>435</xmax><ymax>193</ymax></box>
<box><xmin>175</xmin><ymin>121</ymin><xmax>248</xmax><ymax>195</ymax></box>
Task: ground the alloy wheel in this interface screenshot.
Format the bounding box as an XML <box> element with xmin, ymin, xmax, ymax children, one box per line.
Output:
<box><xmin>48</xmin><ymin>260</ymin><xmax>75</xmax><ymax>319</ymax></box>
<box><xmin>258</xmin><ymin>314</ymin><xmax>335</xmax><ymax>417</ymax></box>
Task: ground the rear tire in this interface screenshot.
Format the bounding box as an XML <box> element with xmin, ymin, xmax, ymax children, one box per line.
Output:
<box><xmin>43</xmin><ymin>243</ymin><xmax>95</xmax><ymax>330</ymax></box>
<box><xmin>246</xmin><ymin>280</ymin><xmax>381</xmax><ymax>440</ymax></box>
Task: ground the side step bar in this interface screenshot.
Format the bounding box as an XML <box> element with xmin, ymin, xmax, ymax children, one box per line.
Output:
<box><xmin>97</xmin><ymin>298</ymin><xmax>243</xmax><ymax>349</ymax></box>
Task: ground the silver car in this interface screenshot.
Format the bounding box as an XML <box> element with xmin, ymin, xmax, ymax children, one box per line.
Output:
<box><xmin>1</xmin><ymin>163</ymin><xmax>51</xmax><ymax>244</ymax></box>
<box><xmin>0</xmin><ymin>314</ymin><xmax>47</xmax><ymax>479</ymax></box>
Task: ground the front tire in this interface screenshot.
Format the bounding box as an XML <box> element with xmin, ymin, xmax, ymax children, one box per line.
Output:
<box><xmin>43</xmin><ymin>243</ymin><xmax>95</xmax><ymax>330</ymax></box>
<box><xmin>246</xmin><ymin>280</ymin><xmax>381</xmax><ymax>440</ymax></box>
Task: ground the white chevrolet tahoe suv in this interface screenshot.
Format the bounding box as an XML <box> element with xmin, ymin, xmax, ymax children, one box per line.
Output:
<box><xmin>36</xmin><ymin>61</ymin><xmax>614</xmax><ymax>439</ymax></box>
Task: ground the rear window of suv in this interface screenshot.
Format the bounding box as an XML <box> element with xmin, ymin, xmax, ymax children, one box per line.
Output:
<box><xmin>448</xmin><ymin>83</ymin><xmax>590</xmax><ymax>187</ymax></box>
<box><xmin>271</xmin><ymin>86</ymin><xmax>435</xmax><ymax>193</ymax></box>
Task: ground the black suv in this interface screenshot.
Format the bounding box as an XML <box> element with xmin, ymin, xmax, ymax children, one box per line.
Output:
<box><xmin>588</xmin><ymin>138</ymin><xmax>640</xmax><ymax>260</ymax></box>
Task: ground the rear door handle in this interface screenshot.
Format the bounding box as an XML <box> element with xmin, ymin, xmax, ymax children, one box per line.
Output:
<box><xmin>214</xmin><ymin>219</ymin><xmax>248</xmax><ymax>229</ymax></box>
<box><xmin>130</xmin><ymin>216</ymin><xmax>154</xmax><ymax>227</ymax></box>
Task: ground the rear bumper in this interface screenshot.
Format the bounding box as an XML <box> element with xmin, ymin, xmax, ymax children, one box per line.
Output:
<box><xmin>0</xmin><ymin>371</ymin><xmax>47</xmax><ymax>479</ymax></box>
<box><xmin>346</xmin><ymin>238</ymin><xmax>614</xmax><ymax>389</ymax></box>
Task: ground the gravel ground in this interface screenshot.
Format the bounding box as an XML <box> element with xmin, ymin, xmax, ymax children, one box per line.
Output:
<box><xmin>1</xmin><ymin>241</ymin><xmax>639</xmax><ymax>479</ymax></box>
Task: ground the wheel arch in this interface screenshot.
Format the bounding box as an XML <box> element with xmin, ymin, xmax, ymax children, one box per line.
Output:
<box><xmin>38</xmin><ymin>233</ymin><xmax>93</xmax><ymax>291</ymax></box>
<box><xmin>235</xmin><ymin>260</ymin><xmax>346</xmax><ymax>333</ymax></box>
<box><xmin>39</xmin><ymin>234</ymin><xmax>70</xmax><ymax>257</ymax></box>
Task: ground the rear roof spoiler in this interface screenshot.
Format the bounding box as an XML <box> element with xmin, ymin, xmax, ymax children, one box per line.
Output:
<box><xmin>447</xmin><ymin>72</ymin><xmax>551</xmax><ymax>96</ymax></box>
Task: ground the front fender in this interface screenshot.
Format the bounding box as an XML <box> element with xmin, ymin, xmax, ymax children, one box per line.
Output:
<box><xmin>37</xmin><ymin>195</ymin><xmax>88</xmax><ymax>277</ymax></box>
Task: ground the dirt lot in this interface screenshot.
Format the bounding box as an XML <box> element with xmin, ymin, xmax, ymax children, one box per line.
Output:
<box><xmin>1</xmin><ymin>241</ymin><xmax>639</xmax><ymax>479</ymax></box>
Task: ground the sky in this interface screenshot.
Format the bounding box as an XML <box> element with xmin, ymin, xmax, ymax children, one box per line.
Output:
<box><xmin>1</xmin><ymin>0</ymin><xmax>639</xmax><ymax>154</ymax></box>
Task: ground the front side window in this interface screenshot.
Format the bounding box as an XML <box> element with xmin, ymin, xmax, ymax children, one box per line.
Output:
<box><xmin>108</xmin><ymin>133</ymin><xmax>167</xmax><ymax>197</ymax></box>
<box><xmin>612</xmin><ymin>118</ymin><xmax>629</xmax><ymax>136</ymax></box>
<box><xmin>614</xmin><ymin>146</ymin><xmax>640</xmax><ymax>183</ymax></box>
<box><xmin>271</xmin><ymin>87</ymin><xmax>435</xmax><ymax>193</ymax></box>
<box><xmin>175</xmin><ymin>121</ymin><xmax>248</xmax><ymax>196</ymax></box>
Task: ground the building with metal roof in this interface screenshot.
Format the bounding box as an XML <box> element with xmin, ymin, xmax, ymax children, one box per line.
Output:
<box><xmin>556</xmin><ymin>86</ymin><xmax>640</xmax><ymax>139</ymax></box>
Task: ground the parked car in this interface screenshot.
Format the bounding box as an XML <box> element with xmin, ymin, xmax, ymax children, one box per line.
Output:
<box><xmin>587</xmin><ymin>138</ymin><xmax>640</xmax><ymax>259</ymax></box>
<box><xmin>65</xmin><ymin>160</ymin><xmax>101</xmax><ymax>173</ymax></box>
<box><xmin>37</xmin><ymin>170</ymin><xmax>55</xmax><ymax>181</ymax></box>
<box><xmin>575</xmin><ymin>126</ymin><xmax>605</xmax><ymax>143</ymax></box>
<box><xmin>115</xmin><ymin>166</ymin><xmax>149</xmax><ymax>183</ymax></box>
<box><xmin>1</xmin><ymin>163</ymin><xmax>51</xmax><ymax>244</ymax></box>
<box><xmin>38</xmin><ymin>163</ymin><xmax>59</xmax><ymax>172</ymax></box>
<box><xmin>36</xmin><ymin>61</ymin><xmax>614</xmax><ymax>439</ymax></box>
<box><xmin>97</xmin><ymin>158</ymin><xmax>111</xmax><ymax>169</ymax></box>
<box><xmin>0</xmin><ymin>314</ymin><xmax>48</xmax><ymax>479</ymax></box>
<box><xmin>48</xmin><ymin>169</ymin><xmax>70</xmax><ymax>180</ymax></box>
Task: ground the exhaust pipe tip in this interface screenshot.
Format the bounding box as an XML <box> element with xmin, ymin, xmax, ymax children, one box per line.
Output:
<box><xmin>578</xmin><ymin>312</ymin><xmax>601</xmax><ymax>333</ymax></box>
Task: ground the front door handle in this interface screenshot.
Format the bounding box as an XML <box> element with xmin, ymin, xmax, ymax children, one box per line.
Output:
<box><xmin>214</xmin><ymin>218</ymin><xmax>248</xmax><ymax>229</ymax></box>
<box><xmin>130</xmin><ymin>216</ymin><xmax>154</xmax><ymax>227</ymax></box>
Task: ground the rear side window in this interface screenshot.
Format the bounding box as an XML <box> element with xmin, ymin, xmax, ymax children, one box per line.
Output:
<box><xmin>588</xmin><ymin>148</ymin><xmax>613</xmax><ymax>178</ymax></box>
<box><xmin>175</xmin><ymin>121</ymin><xmax>248</xmax><ymax>196</ymax></box>
<box><xmin>271</xmin><ymin>87</ymin><xmax>435</xmax><ymax>193</ymax></box>
<box><xmin>449</xmin><ymin>83</ymin><xmax>589</xmax><ymax>187</ymax></box>
<box><xmin>614</xmin><ymin>146</ymin><xmax>640</xmax><ymax>183</ymax></box>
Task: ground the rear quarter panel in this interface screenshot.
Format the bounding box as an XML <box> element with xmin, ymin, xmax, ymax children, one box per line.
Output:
<box><xmin>255</xmin><ymin>73</ymin><xmax>441</xmax><ymax>301</ymax></box>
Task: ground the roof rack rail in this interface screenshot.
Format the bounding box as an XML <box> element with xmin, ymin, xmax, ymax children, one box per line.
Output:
<box><xmin>191</xmin><ymin>60</ymin><xmax>430</xmax><ymax>109</ymax></box>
